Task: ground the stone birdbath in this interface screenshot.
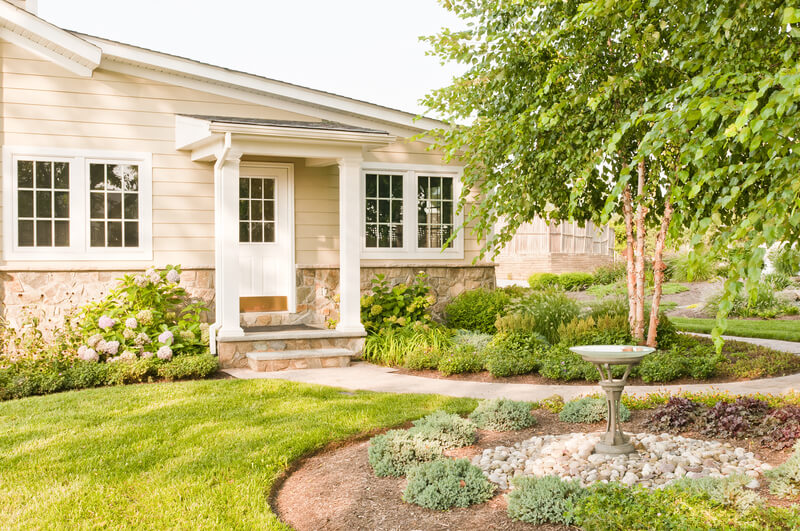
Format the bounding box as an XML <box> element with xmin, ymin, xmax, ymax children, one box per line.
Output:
<box><xmin>569</xmin><ymin>345</ymin><xmax>655</xmax><ymax>455</ymax></box>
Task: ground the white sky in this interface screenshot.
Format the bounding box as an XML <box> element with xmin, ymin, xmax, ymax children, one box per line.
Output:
<box><xmin>37</xmin><ymin>0</ymin><xmax>466</xmax><ymax>117</ymax></box>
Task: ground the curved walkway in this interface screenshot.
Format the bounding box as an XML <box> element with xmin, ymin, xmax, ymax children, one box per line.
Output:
<box><xmin>223</xmin><ymin>334</ymin><xmax>800</xmax><ymax>401</ymax></box>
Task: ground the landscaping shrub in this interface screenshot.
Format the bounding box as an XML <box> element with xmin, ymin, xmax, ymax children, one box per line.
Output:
<box><xmin>452</xmin><ymin>329</ymin><xmax>494</xmax><ymax>352</ymax></box>
<box><xmin>468</xmin><ymin>398</ymin><xmax>536</xmax><ymax>431</ymax></box>
<box><xmin>540</xmin><ymin>394</ymin><xmax>565</xmax><ymax>414</ymax></box>
<box><xmin>587</xmin><ymin>296</ymin><xmax>628</xmax><ymax>319</ymax></box>
<box><xmin>528</xmin><ymin>272</ymin><xmax>559</xmax><ymax>290</ymax></box>
<box><xmin>639</xmin><ymin>343</ymin><xmax>723</xmax><ymax>383</ymax></box>
<box><xmin>506</xmin><ymin>289</ymin><xmax>581</xmax><ymax>344</ymax></box>
<box><xmin>646</xmin><ymin>397</ymin><xmax>703</xmax><ymax>431</ymax></box>
<box><xmin>718</xmin><ymin>340</ymin><xmax>800</xmax><ymax>380</ymax></box>
<box><xmin>362</xmin><ymin>324</ymin><xmax>452</xmax><ymax>368</ymax></box>
<box><xmin>156</xmin><ymin>354</ymin><xmax>218</xmax><ymax>380</ymax></box>
<box><xmin>665</xmin><ymin>251</ymin><xmax>717</xmax><ymax>282</ymax></box>
<box><xmin>360</xmin><ymin>272</ymin><xmax>434</xmax><ymax>334</ymax></box>
<box><xmin>444</xmin><ymin>288</ymin><xmax>510</xmax><ymax>334</ymax></box>
<box><xmin>705</xmin><ymin>281</ymin><xmax>796</xmax><ymax>318</ymax></box>
<box><xmin>670</xmin><ymin>474</ymin><xmax>763</xmax><ymax>512</ymax></box>
<box><xmin>538</xmin><ymin>345</ymin><xmax>599</xmax><ymax>381</ymax></box>
<box><xmin>507</xmin><ymin>475</ymin><xmax>586</xmax><ymax>526</ymax></box>
<box><xmin>702</xmin><ymin>397</ymin><xmax>771</xmax><ymax>439</ymax></box>
<box><xmin>410</xmin><ymin>411</ymin><xmax>476</xmax><ymax>448</ymax></box>
<box><xmin>437</xmin><ymin>345</ymin><xmax>486</xmax><ymax>375</ymax></box>
<box><xmin>592</xmin><ymin>262</ymin><xmax>626</xmax><ymax>285</ymax></box>
<box><xmin>558</xmin><ymin>396</ymin><xmax>630</xmax><ymax>424</ymax></box>
<box><xmin>483</xmin><ymin>331</ymin><xmax>547</xmax><ymax>377</ymax></box>
<box><xmin>558</xmin><ymin>272</ymin><xmax>595</xmax><ymax>291</ymax></box>
<box><xmin>766</xmin><ymin>440</ymin><xmax>800</xmax><ymax>498</ymax></box>
<box><xmin>557</xmin><ymin>315</ymin><xmax>631</xmax><ymax>347</ymax></box>
<box><xmin>761</xmin><ymin>406</ymin><xmax>800</xmax><ymax>450</ymax></box>
<box><xmin>367</xmin><ymin>430</ymin><xmax>444</xmax><ymax>477</ymax></box>
<box><xmin>770</xmin><ymin>244</ymin><xmax>800</xmax><ymax>276</ymax></box>
<box><xmin>402</xmin><ymin>459</ymin><xmax>496</xmax><ymax>510</ymax></box>
<box><xmin>764</xmin><ymin>272</ymin><xmax>792</xmax><ymax>291</ymax></box>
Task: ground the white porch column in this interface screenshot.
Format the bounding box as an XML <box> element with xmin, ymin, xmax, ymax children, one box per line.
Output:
<box><xmin>336</xmin><ymin>157</ymin><xmax>365</xmax><ymax>333</ymax></box>
<box><xmin>215</xmin><ymin>150</ymin><xmax>245</xmax><ymax>338</ymax></box>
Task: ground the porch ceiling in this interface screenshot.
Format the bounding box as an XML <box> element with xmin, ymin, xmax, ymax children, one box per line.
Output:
<box><xmin>175</xmin><ymin>114</ymin><xmax>396</xmax><ymax>162</ymax></box>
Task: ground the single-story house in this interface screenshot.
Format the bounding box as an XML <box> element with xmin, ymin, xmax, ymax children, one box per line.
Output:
<box><xmin>0</xmin><ymin>0</ymin><xmax>496</xmax><ymax>370</ymax></box>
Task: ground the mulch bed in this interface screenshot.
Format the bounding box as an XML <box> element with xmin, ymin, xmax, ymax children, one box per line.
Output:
<box><xmin>272</xmin><ymin>410</ymin><xmax>796</xmax><ymax>531</ymax></box>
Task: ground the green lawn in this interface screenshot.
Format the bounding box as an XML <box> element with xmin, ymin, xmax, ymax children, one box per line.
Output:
<box><xmin>0</xmin><ymin>379</ymin><xmax>476</xmax><ymax>529</ymax></box>
<box><xmin>672</xmin><ymin>317</ymin><xmax>800</xmax><ymax>342</ymax></box>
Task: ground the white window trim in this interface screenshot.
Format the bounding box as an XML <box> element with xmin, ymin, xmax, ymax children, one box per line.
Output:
<box><xmin>360</xmin><ymin>162</ymin><xmax>464</xmax><ymax>260</ymax></box>
<box><xmin>2</xmin><ymin>146</ymin><xmax>153</xmax><ymax>261</ymax></box>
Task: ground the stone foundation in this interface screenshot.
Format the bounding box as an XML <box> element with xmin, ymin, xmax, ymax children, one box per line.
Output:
<box><xmin>0</xmin><ymin>268</ymin><xmax>215</xmax><ymax>330</ymax></box>
<box><xmin>218</xmin><ymin>334</ymin><xmax>365</xmax><ymax>369</ymax></box>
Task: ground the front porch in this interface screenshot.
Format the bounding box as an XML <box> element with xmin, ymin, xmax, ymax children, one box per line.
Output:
<box><xmin>175</xmin><ymin>115</ymin><xmax>391</xmax><ymax>368</ymax></box>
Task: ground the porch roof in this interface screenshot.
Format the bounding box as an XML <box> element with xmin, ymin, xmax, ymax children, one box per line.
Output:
<box><xmin>181</xmin><ymin>115</ymin><xmax>390</xmax><ymax>135</ymax></box>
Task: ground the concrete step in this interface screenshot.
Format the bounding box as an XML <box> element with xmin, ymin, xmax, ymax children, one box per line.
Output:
<box><xmin>245</xmin><ymin>348</ymin><xmax>353</xmax><ymax>372</ymax></box>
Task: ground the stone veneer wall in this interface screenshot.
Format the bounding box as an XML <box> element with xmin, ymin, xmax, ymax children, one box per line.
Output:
<box><xmin>0</xmin><ymin>269</ymin><xmax>215</xmax><ymax>330</ymax></box>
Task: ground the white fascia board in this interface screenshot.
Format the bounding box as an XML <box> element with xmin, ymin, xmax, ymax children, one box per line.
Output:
<box><xmin>80</xmin><ymin>34</ymin><xmax>445</xmax><ymax>135</ymax></box>
<box><xmin>206</xmin><ymin>122</ymin><xmax>396</xmax><ymax>146</ymax></box>
<box><xmin>0</xmin><ymin>3</ymin><xmax>100</xmax><ymax>76</ymax></box>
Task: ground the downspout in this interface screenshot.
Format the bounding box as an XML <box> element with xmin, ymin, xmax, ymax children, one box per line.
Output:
<box><xmin>208</xmin><ymin>132</ymin><xmax>232</xmax><ymax>355</ymax></box>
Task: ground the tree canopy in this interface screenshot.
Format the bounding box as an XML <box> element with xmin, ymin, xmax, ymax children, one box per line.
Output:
<box><xmin>423</xmin><ymin>0</ymin><xmax>800</xmax><ymax>342</ymax></box>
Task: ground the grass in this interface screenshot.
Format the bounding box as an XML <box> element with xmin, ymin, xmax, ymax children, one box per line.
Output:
<box><xmin>672</xmin><ymin>317</ymin><xmax>800</xmax><ymax>342</ymax></box>
<box><xmin>0</xmin><ymin>379</ymin><xmax>476</xmax><ymax>529</ymax></box>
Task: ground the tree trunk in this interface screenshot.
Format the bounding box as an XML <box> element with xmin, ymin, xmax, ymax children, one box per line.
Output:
<box><xmin>647</xmin><ymin>195</ymin><xmax>674</xmax><ymax>347</ymax></box>
<box><xmin>633</xmin><ymin>159</ymin><xmax>648</xmax><ymax>343</ymax></box>
<box><xmin>622</xmin><ymin>185</ymin><xmax>636</xmax><ymax>336</ymax></box>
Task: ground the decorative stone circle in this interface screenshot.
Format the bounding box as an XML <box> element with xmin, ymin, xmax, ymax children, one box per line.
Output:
<box><xmin>473</xmin><ymin>432</ymin><xmax>772</xmax><ymax>491</ymax></box>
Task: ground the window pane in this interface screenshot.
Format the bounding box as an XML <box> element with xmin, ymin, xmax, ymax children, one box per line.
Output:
<box><xmin>418</xmin><ymin>225</ymin><xmax>428</xmax><ymax>248</ymax></box>
<box><xmin>263</xmin><ymin>179</ymin><xmax>274</xmax><ymax>200</ymax></box>
<box><xmin>119</xmin><ymin>165</ymin><xmax>138</xmax><ymax>191</ymax></box>
<box><xmin>443</xmin><ymin>225</ymin><xmax>453</xmax><ymax>248</ymax></box>
<box><xmin>264</xmin><ymin>222</ymin><xmax>275</xmax><ymax>243</ymax></box>
<box><xmin>90</xmin><ymin>193</ymin><xmax>105</xmax><ymax>219</ymax></box>
<box><xmin>442</xmin><ymin>201</ymin><xmax>453</xmax><ymax>224</ymax></box>
<box><xmin>54</xmin><ymin>162</ymin><xmax>69</xmax><ymax>189</ymax></box>
<box><xmin>36</xmin><ymin>220</ymin><xmax>52</xmax><ymax>246</ymax></box>
<box><xmin>251</xmin><ymin>200</ymin><xmax>263</xmax><ymax>221</ymax></box>
<box><xmin>442</xmin><ymin>177</ymin><xmax>453</xmax><ymax>199</ymax></box>
<box><xmin>378</xmin><ymin>200</ymin><xmax>389</xmax><ymax>223</ymax></box>
<box><xmin>106</xmin><ymin>166</ymin><xmax>122</xmax><ymax>191</ymax></box>
<box><xmin>365</xmin><ymin>199</ymin><xmax>377</xmax><ymax>223</ymax></box>
<box><xmin>90</xmin><ymin>222</ymin><xmax>105</xmax><ymax>247</ymax></box>
<box><xmin>391</xmin><ymin>200</ymin><xmax>402</xmax><ymax>223</ymax></box>
<box><xmin>430</xmin><ymin>177</ymin><xmax>441</xmax><ymax>199</ymax></box>
<box><xmin>107</xmin><ymin>193</ymin><xmax>122</xmax><ymax>219</ymax></box>
<box><xmin>251</xmin><ymin>222</ymin><xmax>263</xmax><ymax>242</ymax></box>
<box><xmin>107</xmin><ymin>221</ymin><xmax>122</xmax><ymax>247</ymax></box>
<box><xmin>124</xmin><ymin>222</ymin><xmax>139</xmax><ymax>247</ymax></box>
<box><xmin>124</xmin><ymin>195</ymin><xmax>138</xmax><ymax>219</ymax></box>
<box><xmin>251</xmin><ymin>178</ymin><xmax>262</xmax><ymax>199</ymax></box>
<box><xmin>239</xmin><ymin>222</ymin><xmax>250</xmax><ymax>243</ymax></box>
<box><xmin>366</xmin><ymin>224</ymin><xmax>377</xmax><ymax>247</ymax></box>
<box><xmin>391</xmin><ymin>175</ymin><xmax>403</xmax><ymax>198</ymax></box>
<box><xmin>18</xmin><ymin>191</ymin><xmax>33</xmax><ymax>218</ymax></box>
<box><xmin>36</xmin><ymin>191</ymin><xmax>52</xmax><ymax>217</ymax></box>
<box><xmin>54</xmin><ymin>221</ymin><xmax>69</xmax><ymax>247</ymax></box>
<box><xmin>392</xmin><ymin>224</ymin><xmax>403</xmax><ymax>248</ymax></box>
<box><xmin>378</xmin><ymin>224</ymin><xmax>389</xmax><ymax>247</ymax></box>
<box><xmin>18</xmin><ymin>161</ymin><xmax>33</xmax><ymax>188</ymax></box>
<box><xmin>365</xmin><ymin>174</ymin><xmax>377</xmax><ymax>197</ymax></box>
<box><xmin>54</xmin><ymin>192</ymin><xmax>69</xmax><ymax>218</ymax></box>
<box><xmin>263</xmin><ymin>200</ymin><xmax>274</xmax><ymax>221</ymax></box>
<box><xmin>35</xmin><ymin>161</ymin><xmax>52</xmax><ymax>188</ymax></box>
<box><xmin>18</xmin><ymin>220</ymin><xmax>33</xmax><ymax>246</ymax></box>
<box><xmin>90</xmin><ymin>164</ymin><xmax>105</xmax><ymax>190</ymax></box>
<box><xmin>378</xmin><ymin>174</ymin><xmax>390</xmax><ymax>197</ymax></box>
<box><xmin>239</xmin><ymin>178</ymin><xmax>249</xmax><ymax>199</ymax></box>
<box><xmin>239</xmin><ymin>200</ymin><xmax>249</xmax><ymax>220</ymax></box>
<box><xmin>418</xmin><ymin>176</ymin><xmax>428</xmax><ymax>199</ymax></box>
<box><xmin>418</xmin><ymin>202</ymin><xmax>428</xmax><ymax>224</ymax></box>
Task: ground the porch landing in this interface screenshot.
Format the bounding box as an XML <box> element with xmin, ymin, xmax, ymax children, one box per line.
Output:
<box><xmin>216</xmin><ymin>326</ymin><xmax>366</xmax><ymax>370</ymax></box>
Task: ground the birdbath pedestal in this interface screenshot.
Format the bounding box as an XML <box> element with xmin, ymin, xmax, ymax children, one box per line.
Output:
<box><xmin>569</xmin><ymin>345</ymin><xmax>655</xmax><ymax>455</ymax></box>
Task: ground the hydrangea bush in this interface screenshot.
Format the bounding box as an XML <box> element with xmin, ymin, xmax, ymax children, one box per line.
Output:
<box><xmin>77</xmin><ymin>265</ymin><xmax>209</xmax><ymax>363</ymax></box>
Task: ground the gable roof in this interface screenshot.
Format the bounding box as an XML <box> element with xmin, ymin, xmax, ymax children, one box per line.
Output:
<box><xmin>0</xmin><ymin>0</ymin><xmax>444</xmax><ymax>137</ymax></box>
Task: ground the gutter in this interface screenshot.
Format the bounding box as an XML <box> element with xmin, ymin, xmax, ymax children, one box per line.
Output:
<box><xmin>208</xmin><ymin>132</ymin><xmax>232</xmax><ymax>356</ymax></box>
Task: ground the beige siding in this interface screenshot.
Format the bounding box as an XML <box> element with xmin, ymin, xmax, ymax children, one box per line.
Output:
<box><xmin>0</xmin><ymin>41</ymin><xmax>318</xmax><ymax>268</ymax></box>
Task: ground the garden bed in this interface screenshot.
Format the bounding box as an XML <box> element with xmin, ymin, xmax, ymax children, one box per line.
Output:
<box><xmin>274</xmin><ymin>409</ymin><xmax>796</xmax><ymax>531</ymax></box>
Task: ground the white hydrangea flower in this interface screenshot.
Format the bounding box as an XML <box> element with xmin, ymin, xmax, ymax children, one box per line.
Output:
<box><xmin>133</xmin><ymin>275</ymin><xmax>148</xmax><ymax>287</ymax></box>
<box><xmin>104</xmin><ymin>340</ymin><xmax>120</xmax><ymax>356</ymax></box>
<box><xmin>134</xmin><ymin>332</ymin><xmax>151</xmax><ymax>346</ymax></box>
<box><xmin>125</xmin><ymin>317</ymin><xmax>138</xmax><ymax>329</ymax></box>
<box><xmin>79</xmin><ymin>347</ymin><xmax>99</xmax><ymax>363</ymax></box>
<box><xmin>141</xmin><ymin>351</ymin><xmax>154</xmax><ymax>359</ymax></box>
<box><xmin>87</xmin><ymin>333</ymin><xmax>103</xmax><ymax>348</ymax></box>
<box><xmin>156</xmin><ymin>345</ymin><xmax>173</xmax><ymax>360</ymax></box>
<box><xmin>136</xmin><ymin>309</ymin><xmax>154</xmax><ymax>325</ymax></box>
<box><xmin>123</xmin><ymin>329</ymin><xmax>135</xmax><ymax>340</ymax></box>
<box><xmin>166</xmin><ymin>269</ymin><xmax>180</xmax><ymax>284</ymax></box>
<box><xmin>120</xmin><ymin>350</ymin><xmax>137</xmax><ymax>361</ymax></box>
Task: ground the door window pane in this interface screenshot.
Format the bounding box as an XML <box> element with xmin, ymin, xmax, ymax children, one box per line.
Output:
<box><xmin>88</xmin><ymin>163</ymin><xmax>139</xmax><ymax>248</ymax></box>
<box><xmin>239</xmin><ymin>177</ymin><xmax>276</xmax><ymax>243</ymax></box>
<box><xmin>364</xmin><ymin>173</ymin><xmax>403</xmax><ymax>248</ymax></box>
<box><xmin>16</xmin><ymin>160</ymin><xmax>69</xmax><ymax>248</ymax></box>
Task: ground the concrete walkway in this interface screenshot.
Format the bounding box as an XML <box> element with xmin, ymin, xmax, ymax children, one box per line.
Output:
<box><xmin>223</xmin><ymin>334</ymin><xmax>800</xmax><ymax>401</ymax></box>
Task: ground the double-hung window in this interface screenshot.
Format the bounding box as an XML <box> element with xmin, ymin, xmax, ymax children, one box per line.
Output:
<box><xmin>3</xmin><ymin>147</ymin><xmax>152</xmax><ymax>260</ymax></box>
<box><xmin>360</xmin><ymin>164</ymin><xmax>463</xmax><ymax>259</ymax></box>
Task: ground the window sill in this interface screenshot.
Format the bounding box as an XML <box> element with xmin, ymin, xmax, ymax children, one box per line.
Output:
<box><xmin>360</xmin><ymin>249</ymin><xmax>464</xmax><ymax>261</ymax></box>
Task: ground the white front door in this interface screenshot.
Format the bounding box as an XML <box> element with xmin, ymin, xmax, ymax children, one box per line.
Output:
<box><xmin>238</xmin><ymin>163</ymin><xmax>294</xmax><ymax>311</ymax></box>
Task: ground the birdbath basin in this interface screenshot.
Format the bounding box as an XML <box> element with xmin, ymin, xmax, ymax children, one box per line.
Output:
<box><xmin>570</xmin><ymin>345</ymin><xmax>655</xmax><ymax>455</ymax></box>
